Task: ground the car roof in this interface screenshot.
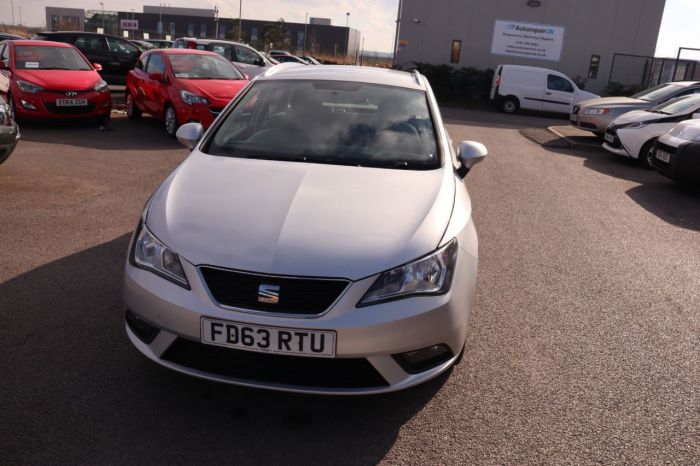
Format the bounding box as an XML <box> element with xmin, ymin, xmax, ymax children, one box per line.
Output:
<box><xmin>663</xmin><ymin>81</ymin><xmax>700</xmax><ymax>87</ymax></box>
<box><xmin>177</xmin><ymin>37</ymin><xmax>248</xmax><ymax>47</ymax></box>
<box><xmin>499</xmin><ymin>64</ymin><xmax>564</xmax><ymax>75</ymax></box>
<box><xmin>11</xmin><ymin>39</ymin><xmax>74</xmax><ymax>48</ymax></box>
<box><xmin>150</xmin><ymin>48</ymin><xmax>220</xmax><ymax>56</ymax></box>
<box><xmin>35</xmin><ymin>31</ymin><xmax>124</xmax><ymax>40</ymax></box>
<box><xmin>259</xmin><ymin>64</ymin><xmax>426</xmax><ymax>91</ymax></box>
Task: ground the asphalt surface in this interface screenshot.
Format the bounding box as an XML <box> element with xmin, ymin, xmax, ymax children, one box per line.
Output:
<box><xmin>2</xmin><ymin>110</ymin><xmax>699</xmax><ymax>465</ymax></box>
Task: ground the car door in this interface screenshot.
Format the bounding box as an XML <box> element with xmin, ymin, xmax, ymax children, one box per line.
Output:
<box><xmin>104</xmin><ymin>36</ymin><xmax>140</xmax><ymax>84</ymax></box>
<box><xmin>129</xmin><ymin>54</ymin><xmax>151</xmax><ymax>113</ymax></box>
<box><xmin>541</xmin><ymin>74</ymin><xmax>575</xmax><ymax>113</ymax></box>
<box><xmin>73</xmin><ymin>35</ymin><xmax>112</xmax><ymax>80</ymax></box>
<box><xmin>233</xmin><ymin>45</ymin><xmax>266</xmax><ymax>77</ymax></box>
<box><xmin>0</xmin><ymin>44</ymin><xmax>10</xmax><ymax>96</ymax></box>
<box><xmin>142</xmin><ymin>52</ymin><xmax>167</xmax><ymax>115</ymax></box>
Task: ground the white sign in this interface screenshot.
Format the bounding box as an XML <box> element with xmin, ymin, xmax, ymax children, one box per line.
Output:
<box><xmin>491</xmin><ymin>20</ymin><xmax>565</xmax><ymax>62</ymax></box>
<box><xmin>143</xmin><ymin>32</ymin><xmax>150</xmax><ymax>39</ymax></box>
<box><xmin>120</xmin><ymin>19</ymin><xmax>138</xmax><ymax>30</ymax></box>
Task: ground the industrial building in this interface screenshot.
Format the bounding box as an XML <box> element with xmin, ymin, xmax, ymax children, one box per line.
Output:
<box><xmin>44</xmin><ymin>6</ymin><xmax>361</xmax><ymax>58</ymax></box>
<box><xmin>394</xmin><ymin>0</ymin><xmax>670</xmax><ymax>93</ymax></box>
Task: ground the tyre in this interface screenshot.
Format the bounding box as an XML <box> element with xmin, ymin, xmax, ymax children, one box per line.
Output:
<box><xmin>501</xmin><ymin>97</ymin><xmax>519</xmax><ymax>114</ymax></box>
<box><xmin>97</xmin><ymin>114</ymin><xmax>110</xmax><ymax>128</ymax></box>
<box><xmin>7</xmin><ymin>94</ymin><xmax>19</xmax><ymax>123</ymax></box>
<box><xmin>125</xmin><ymin>91</ymin><xmax>141</xmax><ymax>120</ymax></box>
<box><xmin>164</xmin><ymin>105</ymin><xmax>178</xmax><ymax>138</ymax></box>
<box><xmin>639</xmin><ymin>139</ymin><xmax>657</xmax><ymax>169</ymax></box>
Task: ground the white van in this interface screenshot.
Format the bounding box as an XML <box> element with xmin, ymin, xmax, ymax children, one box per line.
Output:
<box><xmin>490</xmin><ymin>64</ymin><xmax>599</xmax><ymax>114</ymax></box>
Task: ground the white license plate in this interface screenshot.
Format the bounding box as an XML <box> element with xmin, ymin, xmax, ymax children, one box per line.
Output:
<box><xmin>605</xmin><ymin>133</ymin><xmax>615</xmax><ymax>143</ymax></box>
<box><xmin>56</xmin><ymin>98</ymin><xmax>88</xmax><ymax>107</ymax></box>
<box><xmin>570</xmin><ymin>114</ymin><xmax>578</xmax><ymax>122</ymax></box>
<box><xmin>655</xmin><ymin>149</ymin><xmax>671</xmax><ymax>163</ymax></box>
<box><xmin>201</xmin><ymin>318</ymin><xmax>336</xmax><ymax>358</ymax></box>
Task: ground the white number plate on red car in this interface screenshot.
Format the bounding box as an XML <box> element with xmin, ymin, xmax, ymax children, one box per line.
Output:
<box><xmin>655</xmin><ymin>149</ymin><xmax>671</xmax><ymax>163</ymax></box>
<box><xmin>201</xmin><ymin>318</ymin><xmax>336</xmax><ymax>358</ymax></box>
<box><xmin>56</xmin><ymin>99</ymin><xmax>88</xmax><ymax>106</ymax></box>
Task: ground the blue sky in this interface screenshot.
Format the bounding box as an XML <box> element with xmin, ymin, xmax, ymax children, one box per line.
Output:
<box><xmin>3</xmin><ymin>0</ymin><xmax>698</xmax><ymax>56</ymax></box>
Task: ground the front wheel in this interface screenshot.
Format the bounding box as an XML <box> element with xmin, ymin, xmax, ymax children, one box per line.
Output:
<box><xmin>125</xmin><ymin>91</ymin><xmax>141</xmax><ymax>120</ymax></box>
<box><xmin>164</xmin><ymin>105</ymin><xmax>178</xmax><ymax>138</ymax></box>
<box><xmin>501</xmin><ymin>97</ymin><xmax>519</xmax><ymax>114</ymax></box>
<box><xmin>639</xmin><ymin>139</ymin><xmax>657</xmax><ymax>169</ymax></box>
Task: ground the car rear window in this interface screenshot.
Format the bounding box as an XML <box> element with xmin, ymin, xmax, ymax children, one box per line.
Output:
<box><xmin>205</xmin><ymin>80</ymin><xmax>440</xmax><ymax>170</ymax></box>
<box><xmin>14</xmin><ymin>45</ymin><xmax>92</xmax><ymax>70</ymax></box>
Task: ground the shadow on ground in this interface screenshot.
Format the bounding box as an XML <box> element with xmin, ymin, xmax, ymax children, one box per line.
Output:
<box><xmin>442</xmin><ymin>106</ymin><xmax>567</xmax><ymax>130</ymax></box>
<box><xmin>1</xmin><ymin>235</ymin><xmax>446</xmax><ymax>465</ymax></box>
<box><xmin>17</xmin><ymin>115</ymin><xmax>182</xmax><ymax>151</ymax></box>
<box><xmin>540</xmin><ymin>141</ymin><xmax>700</xmax><ymax>232</ymax></box>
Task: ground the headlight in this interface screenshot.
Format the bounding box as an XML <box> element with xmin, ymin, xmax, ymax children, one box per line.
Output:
<box><xmin>669</xmin><ymin>124</ymin><xmax>700</xmax><ymax>142</ymax></box>
<box><xmin>179</xmin><ymin>90</ymin><xmax>208</xmax><ymax>105</ymax></box>
<box><xmin>132</xmin><ymin>222</ymin><xmax>189</xmax><ymax>288</ymax></box>
<box><xmin>17</xmin><ymin>80</ymin><xmax>44</xmax><ymax>94</ymax></box>
<box><xmin>358</xmin><ymin>239</ymin><xmax>458</xmax><ymax>307</ymax></box>
<box><xmin>583</xmin><ymin>108</ymin><xmax>609</xmax><ymax>115</ymax></box>
<box><xmin>93</xmin><ymin>79</ymin><xmax>108</xmax><ymax>93</ymax></box>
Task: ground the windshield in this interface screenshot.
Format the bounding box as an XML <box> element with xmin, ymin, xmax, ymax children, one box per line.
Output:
<box><xmin>205</xmin><ymin>80</ymin><xmax>440</xmax><ymax>170</ymax></box>
<box><xmin>631</xmin><ymin>83</ymin><xmax>683</xmax><ymax>102</ymax></box>
<box><xmin>168</xmin><ymin>53</ymin><xmax>244</xmax><ymax>80</ymax></box>
<box><xmin>650</xmin><ymin>95</ymin><xmax>700</xmax><ymax>115</ymax></box>
<box><xmin>14</xmin><ymin>45</ymin><xmax>91</xmax><ymax>70</ymax></box>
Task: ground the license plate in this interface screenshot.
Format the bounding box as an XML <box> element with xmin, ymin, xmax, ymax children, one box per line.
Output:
<box><xmin>570</xmin><ymin>114</ymin><xmax>578</xmax><ymax>122</ymax></box>
<box><xmin>605</xmin><ymin>133</ymin><xmax>615</xmax><ymax>143</ymax></box>
<box><xmin>655</xmin><ymin>149</ymin><xmax>671</xmax><ymax>163</ymax></box>
<box><xmin>56</xmin><ymin>98</ymin><xmax>87</xmax><ymax>107</ymax></box>
<box><xmin>201</xmin><ymin>318</ymin><xmax>336</xmax><ymax>358</ymax></box>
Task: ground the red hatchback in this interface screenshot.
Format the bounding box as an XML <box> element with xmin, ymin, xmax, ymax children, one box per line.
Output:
<box><xmin>0</xmin><ymin>40</ymin><xmax>112</xmax><ymax>125</ymax></box>
<box><xmin>126</xmin><ymin>49</ymin><xmax>249</xmax><ymax>137</ymax></box>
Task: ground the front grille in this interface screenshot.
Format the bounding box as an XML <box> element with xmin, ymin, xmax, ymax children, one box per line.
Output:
<box><xmin>44</xmin><ymin>102</ymin><xmax>96</xmax><ymax>115</ymax></box>
<box><xmin>605</xmin><ymin>128</ymin><xmax>623</xmax><ymax>148</ymax></box>
<box><xmin>161</xmin><ymin>338</ymin><xmax>389</xmax><ymax>389</ymax></box>
<box><xmin>200</xmin><ymin>266</ymin><xmax>349</xmax><ymax>315</ymax></box>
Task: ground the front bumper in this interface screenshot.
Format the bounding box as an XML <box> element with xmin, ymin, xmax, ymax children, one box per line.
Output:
<box><xmin>176</xmin><ymin>103</ymin><xmax>222</xmax><ymax>129</ymax></box>
<box><xmin>123</xmin><ymin>231</ymin><xmax>478</xmax><ymax>395</ymax></box>
<box><xmin>570</xmin><ymin>106</ymin><xmax>614</xmax><ymax>134</ymax></box>
<box><xmin>651</xmin><ymin>140</ymin><xmax>700</xmax><ymax>184</ymax></box>
<box><xmin>13</xmin><ymin>90</ymin><xmax>112</xmax><ymax>120</ymax></box>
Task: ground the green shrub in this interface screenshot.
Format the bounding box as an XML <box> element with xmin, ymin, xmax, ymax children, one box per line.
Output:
<box><xmin>604</xmin><ymin>81</ymin><xmax>646</xmax><ymax>97</ymax></box>
<box><xmin>398</xmin><ymin>62</ymin><xmax>494</xmax><ymax>103</ymax></box>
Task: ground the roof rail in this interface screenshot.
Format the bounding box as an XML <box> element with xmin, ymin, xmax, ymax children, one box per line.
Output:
<box><xmin>411</xmin><ymin>69</ymin><xmax>422</xmax><ymax>85</ymax></box>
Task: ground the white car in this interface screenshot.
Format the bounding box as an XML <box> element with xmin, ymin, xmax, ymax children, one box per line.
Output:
<box><xmin>123</xmin><ymin>65</ymin><xmax>487</xmax><ymax>394</ymax></box>
<box><xmin>490</xmin><ymin>64</ymin><xmax>598</xmax><ymax>114</ymax></box>
<box><xmin>602</xmin><ymin>94</ymin><xmax>700</xmax><ymax>168</ymax></box>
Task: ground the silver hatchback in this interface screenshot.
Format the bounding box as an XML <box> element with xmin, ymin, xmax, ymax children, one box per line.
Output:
<box><xmin>123</xmin><ymin>65</ymin><xmax>487</xmax><ymax>394</ymax></box>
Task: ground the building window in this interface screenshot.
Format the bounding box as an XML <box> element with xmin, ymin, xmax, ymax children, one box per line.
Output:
<box><xmin>170</xmin><ymin>22</ymin><xmax>175</xmax><ymax>37</ymax></box>
<box><xmin>187</xmin><ymin>23</ymin><xmax>194</xmax><ymax>36</ymax></box>
<box><xmin>51</xmin><ymin>15</ymin><xmax>59</xmax><ymax>29</ymax></box>
<box><xmin>588</xmin><ymin>55</ymin><xmax>601</xmax><ymax>80</ymax></box>
<box><xmin>450</xmin><ymin>40</ymin><xmax>461</xmax><ymax>64</ymax></box>
<box><xmin>200</xmin><ymin>23</ymin><xmax>207</xmax><ymax>38</ymax></box>
<box><xmin>251</xmin><ymin>27</ymin><xmax>258</xmax><ymax>42</ymax></box>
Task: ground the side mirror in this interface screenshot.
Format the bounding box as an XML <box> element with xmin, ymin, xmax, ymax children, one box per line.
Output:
<box><xmin>149</xmin><ymin>72</ymin><xmax>164</xmax><ymax>82</ymax></box>
<box><xmin>176</xmin><ymin>122</ymin><xmax>203</xmax><ymax>150</ymax></box>
<box><xmin>456</xmin><ymin>141</ymin><xmax>487</xmax><ymax>178</ymax></box>
<box><xmin>93</xmin><ymin>63</ymin><xmax>102</xmax><ymax>71</ymax></box>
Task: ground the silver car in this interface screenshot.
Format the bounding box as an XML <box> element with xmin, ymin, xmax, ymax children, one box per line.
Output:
<box><xmin>123</xmin><ymin>65</ymin><xmax>487</xmax><ymax>394</ymax></box>
<box><xmin>570</xmin><ymin>81</ymin><xmax>700</xmax><ymax>136</ymax></box>
<box><xmin>0</xmin><ymin>95</ymin><xmax>19</xmax><ymax>166</ymax></box>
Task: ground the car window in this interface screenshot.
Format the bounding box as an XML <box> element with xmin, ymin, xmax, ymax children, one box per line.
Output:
<box><xmin>206</xmin><ymin>80</ymin><xmax>440</xmax><ymax>170</ymax></box>
<box><xmin>106</xmin><ymin>36</ymin><xmax>138</xmax><ymax>55</ymax></box>
<box><xmin>234</xmin><ymin>45</ymin><xmax>262</xmax><ymax>66</ymax></box>
<box><xmin>0</xmin><ymin>44</ymin><xmax>8</xmax><ymax>64</ymax></box>
<box><xmin>210</xmin><ymin>43</ymin><xmax>234</xmax><ymax>61</ymax></box>
<box><xmin>651</xmin><ymin>95</ymin><xmax>700</xmax><ymax>115</ymax></box>
<box><xmin>74</xmin><ymin>36</ymin><xmax>105</xmax><ymax>51</ymax></box>
<box><xmin>631</xmin><ymin>83</ymin><xmax>683</xmax><ymax>102</ymax></box>
<box><xmin>13</xmin><ymin>45</ymin><xmax>92</xmax><ymax>70</ymax></box>
<box><xmin>145</xmin><ymin>53</ymin><xmax>165</xmax><ymax>74</ymax></box>
<box><xmin>135</xmin><ymin>55</ymin><xmax>146</xmax><ymax>70</ymax></box>
<box><xmin>547</xmin><ymin>75</ymin><xmax>574</xmax><ymax>93</ymax></box>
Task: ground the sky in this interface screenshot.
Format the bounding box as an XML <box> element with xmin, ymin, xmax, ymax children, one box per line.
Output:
<box><xmin>1</xmin><ymin>0</ymin><xmax>698</xmax><ymax>56</ymax></box>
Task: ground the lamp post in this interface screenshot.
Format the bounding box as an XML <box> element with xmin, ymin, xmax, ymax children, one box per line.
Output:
<box><xmin>345</xmin><ymin>12</ymin><xmax>350</xmax><ymax>59</ymax></box>
<box><xmin>303</xmin><ymin>12</ymin><xmax>308</xmax><ymax>55</ymax></box>
<box><xmin>392</xmin><ymin>0</ymin><xmax>402</xmax><ymax>64</ymax></box>
<box><xmin>99</xmin><ymin>1</ymin><xmax>104</xmax><ymax>32</ymax></box>
<box><xmin>238</xmin><ymin>0</ymin><xmax>242</xmax><ymax>41</ymax></box>
<box><xmin>10</xmin><ymin>0</ymin><xmax>15</xmax><ymax>25</ymax></box>
<box><xmin>214</xmin><ymin>6</ymin><xmax>219</xmax><ymax>39</ymax></box>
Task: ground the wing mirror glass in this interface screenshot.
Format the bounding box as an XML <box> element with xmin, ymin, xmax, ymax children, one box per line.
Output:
<box><xmin>92</xmin><ymin>63</ymin><xmax>102</xmax><ymax>71</ymax></box>
<box><xmin>176</xmin><ymin>122</ymin><xmax>204</xmax><ymax>150</ymax></box>
<box><xmin>456</xmin><ymin>141</ymin><xmax>487</xmax><ymax>178</ymax></box>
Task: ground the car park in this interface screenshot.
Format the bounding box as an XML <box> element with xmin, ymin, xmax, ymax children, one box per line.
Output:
<box><xmin>602</xmin><ymin>95</ymin><xmax>700</xmax><ymax>168</ymax></box>
<box><xmin>651</xmin><ymin>120</ymin><xmax>700</xmax><ymax>185</ymax></box>
<box><xmin>0</xmin><ymin>40</ymin><xmax>111</xmax><ymax>125</ymax></box>
<box><xmin>490</xmin><ymin>64</ymin><xmax>598</xmax><ymax>115</ymax></box>
<box><xmin>172</xmin><ymin>38</ymin><xmax>273</xmax><ymax>77</ymax></box>
<box><xmin>571</xmin><ymin>81</ymin><xmax>700</xmax><ymax>136</ymax></box>
<box><xmin>0</xmin><ymin>94</ymin><xmax>19</xmax><ymax>166</ymax></box>
<box><xmin>32</xmin><ymin>31</ymin><xmax>141</xmax><ymax>84</ymax></box>
<box><xmin>123</xmin><ymin>65</ymin><xmax>487</xmax><ymax>394</ymax></box>
<box><xmin>125</xmin><ymin>48</ymin><xmax>248</xmax><ymax>137</ymax></box>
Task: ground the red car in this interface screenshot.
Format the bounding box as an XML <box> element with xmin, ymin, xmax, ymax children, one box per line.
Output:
<box><xmin>126</xmin><ymin>49</ymin><xmax>249</xmax><ymax>137</ymax></box>
<box><xmin>0</xmin><ymin>40</ymin><xmax>112</xmax><ymax>125</ymax></box>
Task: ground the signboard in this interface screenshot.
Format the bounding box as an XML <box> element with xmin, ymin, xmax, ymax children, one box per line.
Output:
<box><xmin>120</xmin><ymin>19</ymin><xmax>138</xmax><ymax>30</ymax></box>
<box><xmin>491</xmin><ymin>20</ymin><xmax>564</xmax><ymax>62</ymax></box>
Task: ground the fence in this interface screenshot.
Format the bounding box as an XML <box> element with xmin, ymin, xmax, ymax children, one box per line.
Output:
<box><xmin>608</xmin><ymin>52</ymin><xmax>700</xmax><ymax>92</ymax></box>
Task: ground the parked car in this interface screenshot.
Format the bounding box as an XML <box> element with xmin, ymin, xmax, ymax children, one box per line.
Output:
<box><xmin>172</xmin><ymin>38</ymin><xmax>273</xmax><ymax>77</ymax></box>
<box><xmin>32</xmin><ymin>31</ymin><xmax>141</xmax><ymax>84</ymax></box>
<box><xmin>270</xmin><ymin>53</ymin><xmax>309</xmax><ymax>65</ymax></box>
<box><xmin>0</xmin><ymin>95</ymin><xmax>20</xmax><ymax>166</ymax></box>
<box><xmin>0</xmin><ymin>40</ymin><xmax>112</xmax><ymax>125</ymax></box>
<box><xmin>651</xmin><ymin>120</ymin><xmax>700</xmax><ymax>185</ymax></box>
<box><xmin>571</xmin><ymin>81</ymin><xmax>700</xmax><ymax>136</ymax></box>
<box><xmin>0</xmin><ymin>33</ymin><xmax>25</xmax><ymax>41</ymax></box>
<box><xmin>145</xmin><ymin>39</ymin><xmax>173</xmax><ymax>49</ymax></box>
<box><xmin>130</xmin><ymin>40</ymin><xmax>155</xmax><ymax>52</ymax></box>
<box><xmin>262</xmin><ymin>53</ymin><xmax>280</xmax><ymax>65</ymax></box>
<box><xmin>126</xmin><ymin>49</ymin><xmax>248</xmax><ymax>137</ymax></box>
<box><xmin>301</xmin><ymin>56</ymin><xmax>322</xmax><ymax>65</ymax></box>
<box><xmin>603</xmin><ymin>95</ymin><xmax>700</xmax><ymax>168</ymax></box>
<box><xmin>123</xmin><ymin>66</ymin><xmax>487</xmax><ymax>394</ymax></box>
<box><xmin>490</xmin><ymin>64</ymin><xmax>598</xmax><ymax>114</ymax></box>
